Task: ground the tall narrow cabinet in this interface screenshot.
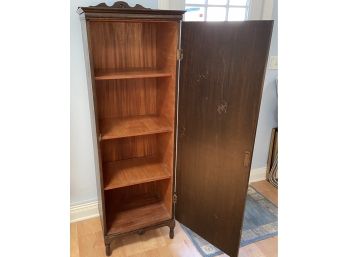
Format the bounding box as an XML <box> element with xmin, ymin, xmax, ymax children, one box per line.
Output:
<box><xmin>78</xmin><ymin>2</ymin><xmax>273</xmax><ymax>257</ymax></box>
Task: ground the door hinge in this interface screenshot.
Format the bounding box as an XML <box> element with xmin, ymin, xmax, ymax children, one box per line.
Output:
<box><xmin>98</xmin><ymin>133</ymin><xmax>102</xmax><ymax>142</ymax></box>
<box><xmin>243</xmin><ymin>151</ymin><xmax>251</xmax><ymax>167</ymax></box>
<box><xmin>176</xmin><ymin>49</ymin><xmax>183</xmax><ymax>61</ymax></box>
<box><xmin>173</xmin><ymin>193</ymin><xmax>178</xmax><ymax>204</ymax></box>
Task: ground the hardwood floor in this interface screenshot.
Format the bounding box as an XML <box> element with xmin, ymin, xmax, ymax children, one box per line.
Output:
<box><xmin>251</xmin><ymin>180</ymin><xmax>277</xmax><ymax>206</ymax></box>
<box><xmin>70</xmin><ymin>180</ymin><xmax>277</xmax><ymax>257</ymax></box>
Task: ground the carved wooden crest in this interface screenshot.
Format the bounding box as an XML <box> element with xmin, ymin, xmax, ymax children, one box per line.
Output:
<box><xmin>91</xmin><ymin>1</ymin><xmax>149</xmax><ymax>10</ymax></box>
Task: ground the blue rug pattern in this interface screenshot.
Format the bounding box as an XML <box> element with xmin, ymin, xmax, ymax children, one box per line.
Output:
<box><xmin>182</xmin><ymin>186</ymin><xmax>278</xmax><ymax>257</ymax></box>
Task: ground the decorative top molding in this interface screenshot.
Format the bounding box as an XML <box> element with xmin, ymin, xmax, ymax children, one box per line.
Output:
<box><xmin>91</xmin><ymin>1</ymin><xmax>150</xmax><ymax>10</ymax></box>
<box><xmin>77</xmin><ymin>1</ymin><xmax>185</xmax><ymax>20</ymax></box>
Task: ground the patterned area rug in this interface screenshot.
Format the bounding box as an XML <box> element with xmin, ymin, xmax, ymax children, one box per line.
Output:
<box><xmin>181</xmin><ymin>186</ymin><xmax>278</xmax><ymax>257</ymax></box>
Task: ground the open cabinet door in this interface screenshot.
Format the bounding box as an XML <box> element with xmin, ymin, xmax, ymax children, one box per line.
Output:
<box><xmin>176</xmin><ymin>21</ymin><xmax>273</xmax><ymax>257</ymax></box>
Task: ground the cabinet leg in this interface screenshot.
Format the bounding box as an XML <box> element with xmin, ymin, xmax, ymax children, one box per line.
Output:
<box><xmin>169</xmin><ymin>220</ymin><xmax>175</xmax><ymax>239</ymax></box>
<box><xmin>169</xmin><ymin>227</ymin><xmax>174</xmax><ymax>239</ymax></box>
<box><xmin>105</xmin><ymin>242</ymin><xmax>111</xmax><ymax>256</ymax></box>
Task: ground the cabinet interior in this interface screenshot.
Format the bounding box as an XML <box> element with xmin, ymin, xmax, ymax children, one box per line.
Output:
<box><xmin>89</xmin><ymin>20</ymin><xmax>178</xmax><ymax>235</ymax></box>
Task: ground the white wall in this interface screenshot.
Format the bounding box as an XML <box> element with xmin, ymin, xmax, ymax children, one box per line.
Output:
<box><xmin>251</xmin><ymin>0</ymin><xmax>278</xmax><ymax>168</ymax></box>
<box><xmin>70</xmin><ymin>0</ymin><xmax>277</xmax><ymax>206</ymax></box>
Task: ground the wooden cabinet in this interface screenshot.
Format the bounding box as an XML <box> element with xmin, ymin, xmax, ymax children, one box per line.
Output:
<box><xmin>78</xmin><ymin>2</ymin><xmax>273</xmax><ymax>257</ymax></box>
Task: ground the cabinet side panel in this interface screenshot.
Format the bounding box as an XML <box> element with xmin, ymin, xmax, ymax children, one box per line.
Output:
<box><xmin>156</xmin><ymin>22</ymin><xmax>180</xmax><ymax>216</ymax></box>
<box><xmin>80</xmin><ymin>18</ymin><xmax>106</xmax><ymax>234</ymax></box>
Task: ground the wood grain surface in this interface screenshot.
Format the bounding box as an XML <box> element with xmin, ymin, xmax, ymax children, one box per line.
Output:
<box><xmin>105</xmin><ymin>181</ymin><xmax>172</xmax><ymax>235</ymax></box>
<box><xmin>176</xmin><ymin>21</ymin><xmax>273</xmax><ymax>257</ymax></box>
<box><xmin>95</xmin><ymin>68</ymin><xmax>172</xmax><ymax>80</ymax></box>
<box><xmin>100</xmin><ymin>116</ymin><xmax>172</xmax><ymax>140</ymax></box>
<box><xmin>103</xmin><ymin>156</ymin><xmax>171</xmax><ymax>190</ymax></box>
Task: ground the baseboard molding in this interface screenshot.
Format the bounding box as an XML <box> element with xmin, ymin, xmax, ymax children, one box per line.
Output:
<box><xmin>70</xmin><ymin>201</ymin><xmax>99</xmax><ymax>223</ymax></box>
<box><xmin>249</xmin><ymin>167</ymin><xmax>267</xmax><ymax>183</ymax></box>
<box><xmin>70</xmin><ymin>167</ymin><xmax>267</xmax><ymax>223</ymax></box>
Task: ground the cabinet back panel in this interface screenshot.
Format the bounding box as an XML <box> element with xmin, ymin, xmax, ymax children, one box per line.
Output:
<box><xmin>105</xmin><ymin>181</ymin><xmax>160</xmax><ymax>202</ymax></box>
<box><xmin>89</xmin><ymin>22</ymin><xmax>157</xmax><ymax>70</ymax></box>
<box><xmin>89</xmin><ymin>21</ymin><xmax>178</xmax><ymax>71</ymax></box>
<box><xmin>96</xmin><ymin>79</ymin><xmax>157</xmax><ymax>119</ymax></box>
<box><xmin>101</xmin><ymin>135</ymin><xmax>157</xmax><ymax>162</ymax></box>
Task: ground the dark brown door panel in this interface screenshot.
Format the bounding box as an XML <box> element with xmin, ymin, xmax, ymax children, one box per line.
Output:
<box><xmin>176</xmin><ymin>21</ymin><xmax>273</xmax><ymax>257</ymax></box>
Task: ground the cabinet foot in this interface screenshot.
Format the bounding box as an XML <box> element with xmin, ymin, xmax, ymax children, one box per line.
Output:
<box><xmin>105</xmin><ymin>242</ymin><xmax>111</xmax><ymax>256</ymax></box>
<box><xmin>169</xmin><ymin>220</ymin><xmax>175</xmax><ymax>239</ymax></box>
<box><xmin>169</xmin><ymin>227</ymin><xmax>174</xmax><ymax>239</ymax></box>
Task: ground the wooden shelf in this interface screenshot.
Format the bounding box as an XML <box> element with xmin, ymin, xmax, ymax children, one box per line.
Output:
<box><xmin>106</xmin><ymin>195</ymin><xmax>171</xmax><ymax>235</ymax></box>
<box><xmin>95</xmin><ymin>68</ymin><xmax>172</xmax><ymax>80</ymax></box>
<box><xmin>103</xmin><ymin>157</ymin><xmax>171</xmax><ymax>190</ymax></box>
<box><xmin>100</xmin><ymin>115</ymin><xmax>172</xmax><ymax>140</ymax></box>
